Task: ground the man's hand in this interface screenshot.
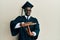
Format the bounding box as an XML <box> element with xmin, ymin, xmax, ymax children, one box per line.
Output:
<box><xmin>20</xmin><ymin>22</ymin><xmax>36</xmax><ymax>27</ymax></box>
<box><xmin>20</xmin><ymin>22</ymin><xmax>34</xmax><ymax>36</ymax></box>
<box><xmin>26</xmin><ymin>26</ymin><xmax>34</xmax><ymax>36</ymax></box>
<box><xmin>20</xmin><ymin>22</ymin><xmax>31</xmax><ymax>27</ymax></box>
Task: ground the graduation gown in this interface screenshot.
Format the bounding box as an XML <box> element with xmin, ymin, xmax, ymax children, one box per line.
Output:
<box><xmin>10</xmin><ymin>16</ymin><xmax>40</xmax><ymax>40</ymax></box>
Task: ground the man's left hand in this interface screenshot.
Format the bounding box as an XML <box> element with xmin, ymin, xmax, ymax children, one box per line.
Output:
<box><xmin>26</xmin><ymin>26</ymin><xmax>34</xmax><ymax>36</ymax></box>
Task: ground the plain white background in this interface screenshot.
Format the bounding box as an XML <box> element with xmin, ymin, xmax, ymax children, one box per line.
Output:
<box><xmin>0</xmin><ymin>0</ymin><xmax>60</xmax><ymax>40</ymax></box>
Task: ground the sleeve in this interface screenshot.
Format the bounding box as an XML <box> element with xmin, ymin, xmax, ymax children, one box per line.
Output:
<box><xmin>10</xmin><ymin>20</ymin><xmax>19</xmax><ymax>36</ymax></box>
<box><xmin>15</xmin><ymin>23</ymin><xmax>21</xmax><ymax>29</ymax></box>
<box><xmin>32</xmin><ymin>31</ymin><xmax>36</xmax><ymax>36</ymax></box>
<box><xmin>33</xmin><ymin>18</ymin><xmax>40</xmax><ymax>39</ymax></box>
<box><xmin>10</xmin><ymin>16</ymin><xmax>21</xmax><ymax>36</ymax></box>
<box><xmin>15</xmin><ymin>22</ymin><xmax>25</xmax><ymax>29</ymax></box>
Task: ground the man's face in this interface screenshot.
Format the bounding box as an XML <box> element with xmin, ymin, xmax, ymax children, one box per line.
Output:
<box><xmin>24</xmin><ymin>7</ymin><xmax>31</xmax><ymax>16</ymax></box>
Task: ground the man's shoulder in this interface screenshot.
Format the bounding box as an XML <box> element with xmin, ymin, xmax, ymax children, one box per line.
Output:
<box><xmin>16</xmin><ymin>16</ymin><xmax>25</xmax><ymax>18</ymax></box>
<box><xmin>31</xmin><ymin>16</ymin><xmax>37</xmax><ymax>20</ymax></box>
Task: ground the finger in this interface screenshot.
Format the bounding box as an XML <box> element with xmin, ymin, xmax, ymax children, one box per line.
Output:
<box><xmin>27</xmin><ymin>26</ymin><xmax>31</xmax><ymax>33</ymax></box>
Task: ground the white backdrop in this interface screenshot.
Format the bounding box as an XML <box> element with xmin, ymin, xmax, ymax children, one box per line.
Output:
<box><xmin>0</xmin><ymin>0</ymin><xmax>60</xmax><ymax>40</ymax></box>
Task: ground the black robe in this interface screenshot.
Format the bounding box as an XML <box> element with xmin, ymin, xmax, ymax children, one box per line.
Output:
<box><xmin>10</xmin><ymin>16</ymin><xmax>40</xmax><ymax>40</ymax></box>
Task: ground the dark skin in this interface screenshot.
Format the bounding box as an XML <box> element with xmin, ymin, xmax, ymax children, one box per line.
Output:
<box><xmin>24</xmin><ymin>7</ymin><xmax>31</xmax><ymax>16</ymax></box>
<box><xmin>20</xmin><ymin>7</ymin><xmax>34</xmax><ymax>36</ymax></box>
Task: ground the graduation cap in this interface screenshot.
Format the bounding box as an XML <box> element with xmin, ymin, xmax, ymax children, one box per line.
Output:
<box><xmin>21</xmin><ymin>1</ymin><xmax>34</xmax><ymax>16</ymax></box>
<box><xmin>22</xmin><ymin>1</ymin><xmax>34</xmax><ymax>9</ymax></box>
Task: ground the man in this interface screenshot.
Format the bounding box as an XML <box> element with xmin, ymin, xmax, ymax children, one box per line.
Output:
<box><xmin>10</xmin><ymin>1</ymin><xmax>40</xmax><ymax>40</ymax></box>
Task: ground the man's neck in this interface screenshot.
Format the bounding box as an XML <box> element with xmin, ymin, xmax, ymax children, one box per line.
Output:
<box><xmin>25</xmin><ymin>15</ymin><xmax>31</xmax><ymax>20</ymax></box>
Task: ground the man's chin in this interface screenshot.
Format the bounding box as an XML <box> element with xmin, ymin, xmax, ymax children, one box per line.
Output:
<box><xmin>26</xmin><ymin>15</ymin><xmax>30</xmax><ymax>16</ymax></box>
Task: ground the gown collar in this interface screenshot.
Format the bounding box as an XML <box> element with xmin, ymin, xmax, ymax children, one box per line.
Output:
<box><xmin>25</xmin><ymin>15</ymin><xmax>31</xmax><ymax>20</ymax></box>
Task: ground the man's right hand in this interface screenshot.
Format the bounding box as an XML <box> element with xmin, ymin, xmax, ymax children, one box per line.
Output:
<box><xmin>20</xmin><ymin>22</ymin><xmax>30</xmax><ymax>27</ymax></box>
<box><xmin>20</xmin><ymin>22</ymin><xmax>35</xmax><ymax>27</ymax></box>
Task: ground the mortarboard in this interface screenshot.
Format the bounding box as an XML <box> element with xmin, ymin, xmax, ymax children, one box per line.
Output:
<box><xmin>22</xmin><ymin>1</ymin><xmax>34</xmax><ymax>9</ymax></box>
<box><xmin>21</xmin><ymin>1</ymin><xmax>34</xmax><ymax>16</ymax></box>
